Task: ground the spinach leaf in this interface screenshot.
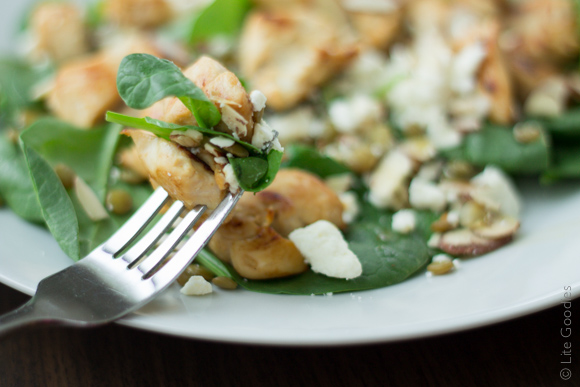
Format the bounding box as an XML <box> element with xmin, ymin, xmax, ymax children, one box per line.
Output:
<box><xmin>229</xmin><ymin>156</ymin><xmax>268</xmax><ymax>190</ymax></box>
<box><xmin>541</xmin><ymin>145</ymin><xmax>580</xmax><ymax>183</ymax></box>
<box><xmin>0</xmin><ymin>59</ymin><xmax>48</xmax><ymax>127</ymax></box>
<box><xmin>19</xmin><ymin>119</ymin><xmax>126</xmax><ymax>260</ymax></box>
<box><xmin>535</xmin><ymin>109</ymin><xmax>580</xmax><ymax>137</ymax></box>
<box><xmin>0</xmin><ymin>135</ymin><xmax>43</xmax><ymax>222</ymax></box>
<box><xmin>188</xmin><ymin>0</ymin><xmax>251</xmax><ymax>45</ymax></box>
<box><xmin>116</xmin><ymin>53</ymin><xmax>221</xmax><ymax>128</ymax></box>
<box><xmin>21</xmin><ymin>143</ymin><xmax>80</xmax><ymax>259</ymax></box>
<box><xmin>228</xmin><ymin>149</ymin><xmax>283</xmax><ymax>192</ymax></box>
<box><xmin>283</xmin><ymin>145</ymin><xmax>351</xmax><ymax>178</ymax></box>
<box><xmin>21</xmin><ymin>118</ymin><xmax>121</xmax><ymax>200</ymax></box>
<box><xmin>440</xmin><ymin>124</ymin><xmax>550</xmax><ymax>175</ymax></box>
<box><xmin>106</xmin><ymin>112</ymin><xmax>261</xmax><ymax>152</ymax></box>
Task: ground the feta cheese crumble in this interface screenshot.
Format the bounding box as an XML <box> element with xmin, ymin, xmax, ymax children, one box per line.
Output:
<box><xmin>471</xmin><ymin>166</ymin><xmax>521</xmax><ymax>217</ymax></box>
<box><xmin>223</xmin><ymin>163</ymin><xmax>240</xmax><ymax>193</ymax></box>
<box><xmin>289</xmin><ymin>220</ymin><xmax>362</xmax><ymax>279</ymax></box>
<box><xmin>328</xmin><ymin>94</ymin><xmax>382</xmax><ymax>133</ymax></box>
<box><xmin>251</xmin><ymin>120</ymin><xmax>283</xmax><ymax>152</ymax></box>
<box><xmin>180</xmin><ymin>275</ymin><xmax>213</xmax><ymax>296</ymax></box>
<box><xmin>392</xmin><ymin>209</ymin><xmax>416</xmax><ymax>234</ymax></box>
<box><xmin>250</xmin><ymin>90</ymin><xmax>267</xmax><ymax>112</ymax></box>
<box><xmin>368</xmin><ymin>150</ymin><xmax>414</xmax><ymax>209</ymax></box>
<box><xmin>409</xmin><ymin>178</ymin><xmax>446</xmax><ymax>212</ymax></box>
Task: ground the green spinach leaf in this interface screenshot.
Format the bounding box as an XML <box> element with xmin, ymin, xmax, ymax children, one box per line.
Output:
<box><xmin>21</xmin><ymin>143</ymin><xmax>80</xmax><ymax>259</ymax></box>
<box><xmin>19</xmin><ymin>119</ymin><xmax>126</xmax><ymax>260</ymax></box>
<box><xmin>229</xmin><ymin>156</ymin><xmax>268</xmax><ymax>190</ymax></box>
<box><xmin>542</xmin><ymin>145</ymin><xmax>580</xmax><ymax>183</ymax></box>
<box><xmin>0</xmin><ymin>135</ymin><xmax>43</xmax><ymax>221</ymax></box>
<box><xmin>536</xmin><ymin>109</ymin><xmax>580</xmax><ymax>137</ymax></box>
<box><xmin>21</xmin><ymin>118</ymin><xmax>121</xmax><ymax>200</ymax></box>
<box><xmin>0</xmin><ymin>59</ymin><xmax>48</xmax><ymax>127</ymax></box>
<box><xmin>441</xmin><ymin>124</ymin><xmax>550</xmax><ymax>175</ymax></box>
<box><xmin>283</xmin><ymin>145</ymin><xmax>351</xmax><ymax>178</ymax></box>
<box><xmin>106</xmin><ymin>112</ymin><xmax>261</xmax><ymax>152</ymax></box>
<box><xmin>188</xmin><ymin>0</ymin><xmax>251</xmax><ymax>45</ymax></box>
<box><xmin>116</xmin><ymin>53</ymin><xmax>221</xmax><ymax>128</ymax></box>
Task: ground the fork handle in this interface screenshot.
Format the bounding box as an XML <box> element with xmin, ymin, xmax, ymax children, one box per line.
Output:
<box><xmin>0</xmin><ymin>299</ymin><xmax>58</xmax><ymax>338</ymax></box>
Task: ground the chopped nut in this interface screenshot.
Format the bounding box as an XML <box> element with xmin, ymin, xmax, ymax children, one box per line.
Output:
<box><xmin>430</xmin><ymin>213</ymin><xmax>457</xmax><ymax>233</ymax></box>
<box><xmin>444</xmin><ymin>160</ymin><xmax>477</xmax><ymax>180</ymax></box>
<box><xmin>438</xmin><ymin>228</ymin><xmax>513</xmax><ymax>256</ymax></box>
<box><xmin>177</xmin><ymin>264</ymin><xmax>216</xmax><ymax>286</ymax></box>
<box><xmin>471</xmin><ymin>216</ymin><xmax>520</xmax><ymax>240</ymax></box>
<box><xmin>211</xmin><ymin>276</ymin><xmax>238</xmax><ymax>290</ymax></box>
<box><xmin>427</xmin><ymin>255</ymin><xmax>454</xmax><ymax>275</ymax></box>
<box><xmin>459</xmin><ymin>201</ymin><xmax>487</xmax><ymax>228</ymax></box>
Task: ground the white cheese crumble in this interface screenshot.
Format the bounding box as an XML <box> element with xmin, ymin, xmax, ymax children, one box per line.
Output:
<box><xmin>432</xmin><ymin>253</ymin><xmax>453</xmax><ymax>264</ymax></box>
<box><xmin>289</xmin><ymin>220</ymin><xmax>362</xmax><ymax>279</ymax></box>
<box><xmin>223</xmin><ymin>163</ymin><xmax>240</xmax><ymax>193</ymax></box>
<box><xmin>180</xmin><ymin>275</ymin><xmax>213</xmax><ymax>296</ymax></box>
<box><xmin>409</xmin><ymin>178</ymin><xmax>447</xmax><ymax>212</ymax></box>
<box><xmin>427</xmin><ymin>233</ymin><xmax>441</xmax><ymax>248</ymax></box>
<box><xmin>209</xmin><ymin>136</ymin><xmax>235</xmax><ymax>148</ymax></box>
<box><xmin>251</xmin><ymin>120</ymin><xmax>283</xmax><ymax>152</ymax></box>
<box><xmin>383</xmin><ymin>28</ymin><xmax>489</xmax><ymax>149</ymax></box>
<box><xmin>368</xmin><ymin>150</ymin><xmax>414</xmax><ymax>209</ymax></box>
<box><xmin>392</xmin><ymin>209</ymin><xmax>416</xmax><ymax>234</ymax></box>
<box><xmin>339</xmin><ymin>191</ymin><xmax>360</xmax><ymax>224</ymax></box>
<box><xmin>250</xmin><ymin>90</ymin><xmax>267</xmax><ymax>112</ymax></box>
<box><xmin>267</xmin><ymin>107</ymin><xmax>327</xmax><ymax>144</ymax></box>
<box><xmin>471</xmin><ymin>166</ymin><xmax>521</xmax><ymax>217</ymax></box>
<box><xmin>325</xmin><ymin>173</ymin><xmax>354</xmax><ymax>194</ymax></box>
<box><xmin>328</xmin><ymin>94</ymin><xmax>382</xmax><ymax>133</ymax></box>
<box><xmin>446</xmin><ymin>210</ymin><xmax>460</xmax><ymax>227</ymax></box>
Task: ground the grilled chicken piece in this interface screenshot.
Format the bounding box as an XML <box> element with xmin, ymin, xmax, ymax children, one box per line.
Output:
<box><xmin>104</xmin><ymin>0</ymin><xmax>171</xmax><ymax>29</ymax></box>
<box><xmin>47</xmin><ymin>34</ymin><xmax>161</xmax><ymax>128</ymax></box>
<box><xmin>209</xmin><ymin>169</ymin><xmax>344</xmax><ymax>279</ymax></box>
<box><xmin>124</xmin><ymin>129</ymin><xmax>226</xmax><ymax>210</ymax></box>
<box><xmin>29</xmin><ymin>3</ymin><xmax>88</xmax><ymax>63</ymax></box>
<box><xmin>348</xmin><ymin>11</ymin><xmax>402</xmax><ymax>50</ymax></box>
<box><xmin>503</xmin><ymin>0</ymin><xmax>579</xmax><ymax>98</ymax></box>
<box><xmin>47</xmin><ymin>55</ymin><xmax>119</xmax><ymax>128</ymax></box>
<box><xmin>238</xmin><ymin>2</ymin><xmax>358</xmax><ymax>110</ymax></box>
<box><xmin>475</xmin><ymin>21</ymin><xmax>515</xmax><ymax>125</ymax></box>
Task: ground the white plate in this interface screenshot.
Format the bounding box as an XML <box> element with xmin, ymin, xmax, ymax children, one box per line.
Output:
<box><xmin>1</xmin><ymin>2</ymin><xmax>579</xmax><ymax>346</ymax></box>
<box><xmin>1</xmin><ymin>179</ymin><xmax>579</xmax><ymax>345</ymax></box>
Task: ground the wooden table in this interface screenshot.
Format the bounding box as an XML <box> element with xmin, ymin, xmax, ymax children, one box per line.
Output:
<box><xmin>0</xmin><ymin>282</ymin><xmax>576</xmax><ymax>387</ymax></box>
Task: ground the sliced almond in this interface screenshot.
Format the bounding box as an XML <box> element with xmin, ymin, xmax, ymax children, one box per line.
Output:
<box><xmin>471</xmin><ymin>216</ymin><xmax>520</xmax><ymax>240</ymax></box>
<box><xmin>74</xmin><ymin>176</ymin><xmax>109</xmax><ymax>221</ymax></box>
<box><xmin>438</xmin><ymin>228</ymin><xmax>512</xmax><ymax>257</ymax></box>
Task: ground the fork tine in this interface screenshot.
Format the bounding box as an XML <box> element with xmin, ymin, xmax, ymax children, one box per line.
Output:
<box><xmin>146</xmin><ymin>191</ymin><xmax>242</xmax><ymax>286</ymax></box>
<box><xmin>136</xmin><ymin>205</ymin><xmax>207</xmax><ymax>276</ymax></box>
<box><xmin>119</xmin><ymin>200</ymin><xmax>185</xmax><ymax>267</ymax></box>
<box><xmin>102</xmin><ymin>187</ymin><xmax>170</xmax><ymax>255</ymax></box>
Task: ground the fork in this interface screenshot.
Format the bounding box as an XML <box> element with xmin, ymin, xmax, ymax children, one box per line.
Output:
<box><xmin>0</xmin><ymin>187</ymin><xmax>241</xmax><ymax>337</ymax></box>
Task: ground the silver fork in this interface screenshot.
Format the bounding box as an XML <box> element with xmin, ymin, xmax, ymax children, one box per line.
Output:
<box><xmin>0</xmin><ymin>187</ymin><xmax>241</xmax><ymax>336</ymax></box>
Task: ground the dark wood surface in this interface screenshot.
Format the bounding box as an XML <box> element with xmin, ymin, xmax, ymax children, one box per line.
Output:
<box><xmin>0</xmin><ymin>282</ymin><xmax>576</xmax><ymax>387</ymax></box>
